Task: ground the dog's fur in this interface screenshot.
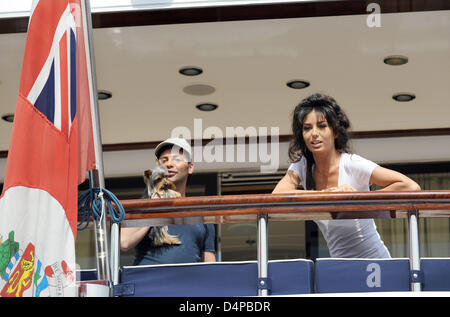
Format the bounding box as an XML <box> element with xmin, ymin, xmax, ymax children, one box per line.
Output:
<box><xmin>143</xmin><ymin>166</ymin><xmax>182</xmax><ymax>246</ymax></box>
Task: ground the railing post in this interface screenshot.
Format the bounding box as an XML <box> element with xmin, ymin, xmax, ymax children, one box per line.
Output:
<box><xmin>257</xmin><ymin>213</ymin><xmax>269</xmax><ymax>296</ymax></box>
<box><xmin>110</xmin><ymin>223</ymin><xmax>120</xmax><ymax>287</ymax></box>
<box><xmin>408</xmin><ymin>209</ymin><xmax>421</xmax><ymax>292</ymax></box>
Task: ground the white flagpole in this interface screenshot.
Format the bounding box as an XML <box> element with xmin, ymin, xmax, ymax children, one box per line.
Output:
<box><xmin>80</xmin><ymin>0</ymin><xmax>112</xmax><ymax>290</ymax></box>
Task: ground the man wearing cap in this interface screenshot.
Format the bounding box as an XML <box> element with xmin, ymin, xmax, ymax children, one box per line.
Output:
<box><xmin>120</xmin><ymin>137</ymin><xmax>216</xmax><ymax>265</ymax></box>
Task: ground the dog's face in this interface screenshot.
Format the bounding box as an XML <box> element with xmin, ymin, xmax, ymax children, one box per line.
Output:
<box><xmin>144</xmin><ymin>166</ymin><xmax>177</xmax><ymax>193</ymax></box>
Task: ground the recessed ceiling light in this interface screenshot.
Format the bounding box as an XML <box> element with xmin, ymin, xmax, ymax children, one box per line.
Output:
<box><xmin>179</xmin><ymin>66</ymin><xmax>203</xmax><ymax>76</ymax></box>
<box><xmin>1</xmin><ymin>113</ymin><xmax>14</xmax><ymax>123</ymax></box>
<box><xmin>384</xmin><ymin>55</ymin><xmax>408</xmax><ymax>66</ymax></box>
<box><xmin>196</xmin><ymin>103</ymin><xmax>218</xmax><ymax>112</ymax></box>
<box><xmin>98</xmin><ymin>90</ymin><xmax>112</xmax><ymax>100</ymax></box>
<box><xmin>393</xmin><ymin>93</ymin><xmax>415</xmax><ymax>102</ymax></box>
<box><xmin>287</xmin><ymin>80</ymin><xmax>310</xmax><ymax>89</ymax></box>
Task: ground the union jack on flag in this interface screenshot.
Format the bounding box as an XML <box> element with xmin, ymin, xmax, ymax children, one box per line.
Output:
<box><xmin>27</xmin><ymin>5</ymin><xmax>78</xmax><ymax>136</ymax></box>
<box><xmin>0</xmin><ymin>0</ymin><xmax>96</xmax><ymax>297</ymax></box>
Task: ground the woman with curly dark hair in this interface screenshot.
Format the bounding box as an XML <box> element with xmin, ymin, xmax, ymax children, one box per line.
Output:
<box><xmin>273</xmin><ymin>93</ymin><xmax>420</xmax><ymax>258</ymax></box>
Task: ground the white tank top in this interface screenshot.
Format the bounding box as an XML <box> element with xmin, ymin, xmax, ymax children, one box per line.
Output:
<box><xmin>288</xmin><ymin>153</ymin><xmax>391</xmax><ymax>258</ymax></box>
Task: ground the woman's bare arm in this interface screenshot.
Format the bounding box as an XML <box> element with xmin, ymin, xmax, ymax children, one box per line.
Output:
<box><xmin>370</xmin><ymin>166</ymin><xmax>421</xmax><ymax>191</ymax></box>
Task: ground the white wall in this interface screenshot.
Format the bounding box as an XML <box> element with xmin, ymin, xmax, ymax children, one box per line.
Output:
<box><xmin>1</xmin><ymin>135</ymin><xmax>449</xmax><ymax>182</ymax></box>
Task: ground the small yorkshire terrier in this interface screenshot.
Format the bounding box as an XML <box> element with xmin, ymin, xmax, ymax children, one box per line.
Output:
<box><xmin>143</xmin><ymin>166</ymin><xmax>182</xmax><ymax>246</ymax></box>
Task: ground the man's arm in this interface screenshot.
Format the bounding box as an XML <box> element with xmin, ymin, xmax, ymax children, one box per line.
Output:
<box><xmin>120</xmin><ymin>191</ymin><xmax>162</xmax><ymax>252</ymax></box>
<box><xmin>202</xmin><ymin>251</ymin><xmax>216</xmax><ymax>262</ymax></box>
<box><xmin>120</xmin><ymin>226</ymin><xmax>150</xmax><ymax>251</ymax></box>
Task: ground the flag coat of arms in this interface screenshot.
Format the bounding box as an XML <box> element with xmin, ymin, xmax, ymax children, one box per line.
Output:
<box><xmin>0</xmin><ymin>0</ymin><xmax>95</xmax><ymax>297</ymax></box>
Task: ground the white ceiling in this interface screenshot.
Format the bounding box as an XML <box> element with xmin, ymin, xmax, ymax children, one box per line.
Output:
<box><xmin>91</xmin><ymin>10</ymin><xmax>450</xmax><ymax>144</ymax></box>
<box><xmin>0</xmin><ymin>8</ymin><xmax>449</xmax><ymax>164</ymax></box>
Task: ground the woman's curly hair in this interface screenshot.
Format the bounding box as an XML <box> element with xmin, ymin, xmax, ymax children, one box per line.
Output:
<box><xmin>288</xmin><ymin>93</ymin><xmax>351</xmax><ymax>189</ymax></box>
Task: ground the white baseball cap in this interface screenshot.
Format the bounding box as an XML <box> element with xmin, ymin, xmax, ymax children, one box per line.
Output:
<box><xmin>154</xmin><ymin>137</ymin><xmax>192</xmax><ymax>161</ymax></box>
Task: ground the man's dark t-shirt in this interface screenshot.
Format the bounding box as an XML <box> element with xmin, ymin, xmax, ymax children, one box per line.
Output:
<box><xmin>134</xmin><ymin>224</ymin><xmax>216</xmax><ymax>265</ymax></box>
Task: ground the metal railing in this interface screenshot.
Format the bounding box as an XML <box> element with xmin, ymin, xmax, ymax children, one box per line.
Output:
<box><xmin>116</xmin><ymin>190</ymin><xmax>450</xmax><ymax>295</ymax></box>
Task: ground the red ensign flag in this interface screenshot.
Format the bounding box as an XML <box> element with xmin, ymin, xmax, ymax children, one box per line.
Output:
<box><xmin>0</xmin><ymin>0</ymin><xmax>95</xmax><ymax>297</ymax></box>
